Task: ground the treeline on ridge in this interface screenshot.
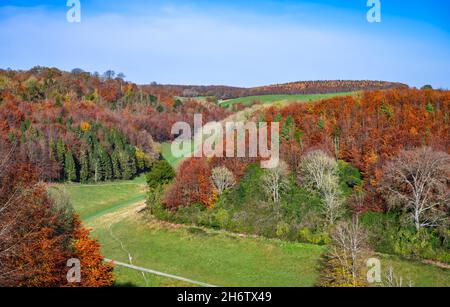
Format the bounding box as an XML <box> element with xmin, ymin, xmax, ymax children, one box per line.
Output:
<box><xmin>149</xmin><ymin>80</ymin><xmax>408</xmax><ymax>100</ymax></box>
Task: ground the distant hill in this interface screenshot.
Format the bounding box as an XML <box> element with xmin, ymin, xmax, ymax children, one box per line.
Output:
<box><xmin>146</xmin><ymin>80</ymin><xmax>409</xmax><ymax>100</ymax></box>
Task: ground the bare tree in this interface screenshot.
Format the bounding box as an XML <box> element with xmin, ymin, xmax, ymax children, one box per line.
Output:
<box><xmin>0</xmin><ymin>142</ymin><xmax>23</xmax><ymax>283</ymax></box>
<box><xmin>383</xmin><ymin>266</ymin><xmax>414</xmax><ymax>287</ymax></box>
<box><xmin>330</xmin><ymin>217</ymin><xmax>368</xmax><ymax>286</ymax></box>
<box><xmin>211</xmin><ymin>166</ymin><xmax>236</xmax><ymax>195</ymax></box>
<box><xmin>103</xmin><ymin>70</ymin><xmax>115</xmax><ymax>80</ymax></box>
<box><xmin>261</xmin><ymin>161</ymin><xmax>289</xmax><ymax>203</ymax></box>
<box><xmin>299</xmin><ymin>150</ymin><xmax>344</xmax><ymax>224</ymax></box>
<box><xmin>0</xmin><ymin>143</ymin><xmax>45</xmax><ymax>284</ymax></box>
<box><xmin>380</xmin><ymin>147</ymin><xmax>450</xmax><ymax>230</ymax></box>
<box><xmin>0</xmin><ymin>143</ymin><xmax>16</xmax><ymax>245</ymax></box>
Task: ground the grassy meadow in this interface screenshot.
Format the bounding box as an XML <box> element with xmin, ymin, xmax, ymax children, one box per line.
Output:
<box><xmin>50</xmin><ymin>175</ymin><xmax>147</xmax><ymax>221</ymax></box>
<box><xmin>90</xmin><ymin>204</ymin><xmax>326</xmax><ymax>287</ymax></box>
<box><xmin>160</xmin><ymin>140</ymin><xmax>195</xmax><ymax>169</ymax></box>
<box><xmin>51</xmin><ymin>177</ymin><xmax>450</xmax><ymax>287</ymax></box>
<box><xmin>50</xmin><ymin>89</ymin><xmax>448</xmax><ymax>288</ymax></box>
<box><xmin>220</xmin><ymin>92</ymin><xmax>357</xmax><ymax>107</ymax></box>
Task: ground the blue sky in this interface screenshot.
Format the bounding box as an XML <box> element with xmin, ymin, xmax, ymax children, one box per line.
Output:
<box><xmin>0</xmin><ymin>0</ymin><xmax>449</xmax><ymax>88</ymax></box>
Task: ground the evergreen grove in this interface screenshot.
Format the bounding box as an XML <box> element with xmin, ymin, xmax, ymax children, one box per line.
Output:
<box><xmin>49</xmin><ymin>123</ymin><xmax>153</xmax><ymax>183</ymax></box>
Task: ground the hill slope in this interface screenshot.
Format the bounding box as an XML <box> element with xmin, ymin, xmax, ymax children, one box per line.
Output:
<box><xmin>147</xmin><ymin>80</ymin><xmax>408</xmax><ymax>100</ymax></box>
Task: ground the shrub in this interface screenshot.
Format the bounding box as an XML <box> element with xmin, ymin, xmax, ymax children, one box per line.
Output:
<box><xmin>298</xmin><ymin>228</ymin><xmax>331</xmax><ymax>245</ymax></box>
<box><xmin>337</xmin><ymin>160</ymin><xmax>362</xmax><ymax>190</ymax></box>
<box><xmin>392</xmin><ymin>228</ymin><xmax>435</xmax><ymax>260</ymax></box>
<box><xmin>276</xmin><ymin>221</ymin><xmax>291</xmax><ymax>239</ymax></box>
<box><xmin>147</xmin><ymin>160</ymin><xmax>175</xmax><ymax>189</ymax></box>
<box><xmin>361</xmin><ymin>212</ymin><xmax>450</xmax><ymax>263</ymax></box>
<box><xmin>215</xmin><ymin>208</ymin><xmax>230</xmax><ymax>228</ymax></box>
<box><xmin>318</xmin><ymin>256</ymin><xmax>368</xmax><ymax>288</ymax></box>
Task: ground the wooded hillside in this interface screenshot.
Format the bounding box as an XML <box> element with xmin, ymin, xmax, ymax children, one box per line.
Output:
<box><xmin>0</xmin><ymin>67</ymin><xmax>229</xmax><ymax>182</ymax></box>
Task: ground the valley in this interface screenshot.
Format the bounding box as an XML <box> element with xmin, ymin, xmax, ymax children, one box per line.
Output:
<box><xmin>55</xmin><ymin>176</ymin><xmax>450</xmax><ymax>287</ymax></box>
<box><xmin>2</xmin><ymin>0</ymin><xmax>449</xmax><ymax>292</ymax></box>
<box><xmin>52</xmin><ymin>92</ymin><xmax>449</xmax><ymax>287</ymax></box>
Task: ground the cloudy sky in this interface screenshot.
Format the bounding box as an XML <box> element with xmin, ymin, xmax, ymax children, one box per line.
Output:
<box><xmin>0</xmin><ymin>0</ymin><xmax>449</xmax><ymax>88</ymax></box>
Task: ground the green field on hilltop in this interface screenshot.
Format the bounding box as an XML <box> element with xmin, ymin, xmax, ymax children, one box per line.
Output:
<box><xmin>220</xmin><ymin>92</ymin><xmax>357</xmax><ymax>107</ymax></box>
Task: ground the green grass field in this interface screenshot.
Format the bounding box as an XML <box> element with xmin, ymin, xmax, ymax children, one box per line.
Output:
<box><xmin>160</xmin><ymin>141</ymin><xmax>195</xmax><ymax>168</ymax></box>
<box><xmin>220</xmin><ymin>92</ymin><xmax>357</xmax><ymax>107</ymax></box>
<box><xmin>378</xmin><ymin>255</ymin><xmax>450</xmax><ymax>287</ymax></box>
<box><xmin>55</xmin><ymin>178</ymin><xmax>326</xmax><ymax>286</ymax></box>
<box><xmin>53</xmin><ymin>178</ymin><xmax>450</xmax><ymax>287</ymax></box>
<box><xmin>91</xmin><ymin>208</ymin><xmax>326</xmax><ymax>287</ymax></box>
<box><xmin>50</xmin><ymin>175</ymin><xmax>147</xmax><ymax>221</ymax></box>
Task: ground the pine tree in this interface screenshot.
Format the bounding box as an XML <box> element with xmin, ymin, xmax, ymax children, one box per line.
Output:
<box><xmin>49</xmin><ymin>139</ymin><xmax>57</xmax><ymax>159</ymax></box>
<box><xmin>111</xmin><ymin>150</ymin><xmax>121</xmax><ymax>179</ymax></box>
<box><xmin>55</xmin><ymin>95</ymin><xmax>62</xmax><ymax>107</ymax></box>
<box><xmin>64</xmin><ymin>150</ymin><xmax>77</xmax><ymax>182</ymax></box>
<box><xmin>282</xmin><ymin>115</ymin><xmax>294</xmax><ymax>140</ymax></box>
<box><xmin>91</xmin><ymin>145</ymin><xmax>112</xmax><ymax>182</ymax></box>
<box><xmin>127</xmin><ymin>147</ymin><xmax>137</xmax><ymax>176</ymax></box>
<box><xmin>173</xmin><ymin>99</ymin><xmax>183</xmax><ymax>111</ymax></box>
<box><xmin>146</xmin><ymin>160</ymin><xmax>175</xmax><ymax>189</ymax></box>
<box><xmin>20</xmin><ymin>119</ymin><xmax>31</xmax><ymax>133</ymax></box>
<box><xmin>90</xmin><ymin>148</ymin><xmax>102</xmax><ymax>183</ymax></box>
<box><xmin>56</xmin><ymin>138</ymin><xmax>65</xmax><ymax>164</ymax></box>
<box><xmin>79</xmin><ymin>149</ymin><xmax>90</xmax><ymax>183</ymax></box>
<box><xmin>92</xmin><ymin>156</ymin><xmax>101</xmax><ymax>183</ymax></box>
<box><xmin>120</xmin><ymin>151</ymin><xmax>133</xmax><ymax>180</ymax></box>
<box><xmin>56</xmin><ymin>137</ymin><xmax>66</xmax><ymax>179</ymax></box>
<box><xmin>99</xmin><ymin>148</ymin><xmax>112</xmax><ymax>181</ymax></box>
<box><xmin>274</xmin><ymin>113</ymin><xmax>283</xmax><ymax>122</ymax></box>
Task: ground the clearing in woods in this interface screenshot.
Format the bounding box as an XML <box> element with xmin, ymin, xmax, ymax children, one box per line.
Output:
<box><xmin>52</xmin><ymin>92</ymin><xmax>449</xmax><ymax>287</ymax></box>
<box><xmin>162</xmin><ymin>92</ymin><xmax>359</xmax><ymax>168</ymax></box>
<box><xmin>53</xmin><ymin>177</ymin><xmax>450</xmax><ymax>287</ymax></box>
<box><xmin>219</xmin><ymin>92</ymin><xmax>357</xmax><ymax>107</ymax></box>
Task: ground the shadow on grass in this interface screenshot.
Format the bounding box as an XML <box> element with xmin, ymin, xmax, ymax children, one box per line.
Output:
<box><xmin>114</xmin><ymin>282</ymin><xmax>139</xmax><ymax>288</ymax></box>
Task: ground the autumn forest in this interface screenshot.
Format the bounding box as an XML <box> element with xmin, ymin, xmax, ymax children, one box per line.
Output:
<box><xmin>0</xmin><ymin>65</ymin><xmax>448</xmax><ymax>288</ymax></box>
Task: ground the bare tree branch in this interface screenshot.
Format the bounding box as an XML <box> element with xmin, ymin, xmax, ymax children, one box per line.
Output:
<box><xmin>380</xmin><ymin>147</ymin><xmax>449</xmax><ymax>230</ymax></box>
